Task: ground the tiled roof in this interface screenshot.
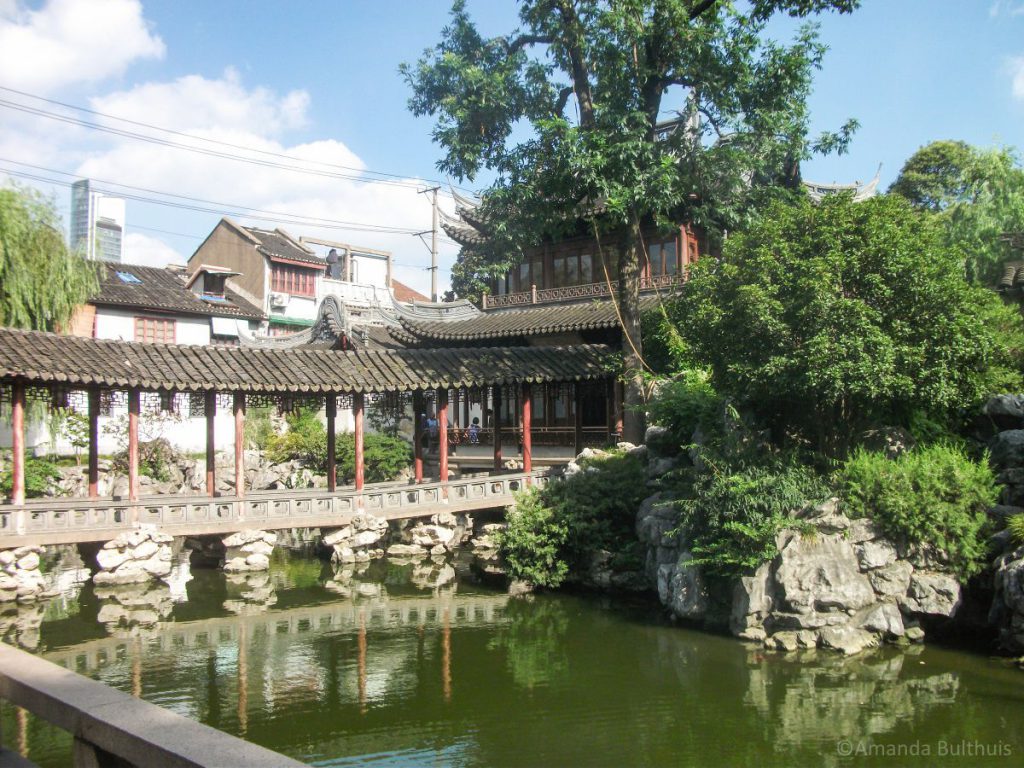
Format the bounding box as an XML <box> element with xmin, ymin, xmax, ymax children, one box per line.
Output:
<box><xmin>242</xmin><ymin>226</ymin><xmax>326</xmax><ymax>267</ymax></box>
<box><xmin>91</xmin><ymin>264</ymin><xmax>264</xmax><ymax>320</ymax></box>
<box><xmin>391</xmin><ymin>279</ymin><xmax>429</xmax><ymax>304</ymax></box>
<box><xmin>399</xmin><ymin>295</ymin><xmax>661</xmax><ymax>342</ymax></box>
<box><xmin>0</xmin><ymin>327</ymin><xmax>612</xmax><ymax>394</ymax></box>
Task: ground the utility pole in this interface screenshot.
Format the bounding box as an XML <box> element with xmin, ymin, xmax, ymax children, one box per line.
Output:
<box><xmin>418</xmin><ymin>186</ymin><xmax>440</xmax><ymax>302</ymax></box>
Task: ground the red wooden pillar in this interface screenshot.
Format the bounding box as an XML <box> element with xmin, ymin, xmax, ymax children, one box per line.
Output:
<box><xmin>127</xmin><ymin>388</ymin><xmax>140</xmax><ymax>502</ymax></box>
<box><xmin>521</xmin><ymin>382</ymin><xmax>532</xmax><ymax>474</ymax></box>
<box><xmin>10</xmin><ymin>381</ymin><xmax>25</xmax><ymax>506</ymax></box>
<box><xmin>437</xmin><ymin>388</ymin><xmax>449</xmax><ymax>482</ymax></box>
<box><xmin>233</xmin><ymin>393</ymin><xmax>245</xmax><ymax>498</ymax></box>
<box><xmin>326</xmin><ymin>394</ymin><xmax>337</xmax><ymax>492</ymax></box>
<box><xmin>353</xmin><ymin>393</ymin><xmax>365</xmax><ymax>491</ymax></box>
<box><xmin>413</xmin><ymin>391</ymin><xmax>424</xmax><ymax>483</ymax></box>
<box><xmin>492</xmin><ymin>385</ymin><xmax>502</xmax><ymax>470</ymax></box>
<box><xmin>205</xmin><ymin>391</ymin><xmax>216</xmax><ymax>496</ymax></box>
<box><xmin>88</xmin><ymin>387</ymin><xmax>100</xmax><ymax>498</ymax></box>
<box><xmin>574</xmin><ymin>383</ymin><xmax>584</xmax><ymax>456</ymax></box>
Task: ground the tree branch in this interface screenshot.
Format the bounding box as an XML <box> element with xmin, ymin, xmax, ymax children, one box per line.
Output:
<box><xmin>505</xmin><ymin>34</ymin><xmax>554</xmax><ymax>54</ymax></box>
<box><xmin>554</xmin><ymin>86</ymin><xmax>574</xmax><ymax>117</ymax></box>
<box><xmin>689</xmin><ymin>0</ymin><xmax>718</xmax><ymax>20</ymax></box>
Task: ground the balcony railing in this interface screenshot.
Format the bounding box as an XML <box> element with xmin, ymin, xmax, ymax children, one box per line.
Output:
<box><xmin>483</xmin><ymin>272</ymin><xmax>683</xmax><ymax>309</ymax></box>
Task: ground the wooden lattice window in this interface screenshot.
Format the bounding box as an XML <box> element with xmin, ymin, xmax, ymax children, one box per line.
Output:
<box><xmin>271</xmin><ymin>264</ymin><xmax>316</xmax><ymax>297</ymax></box>
<box><xmin>134</xmin><ymin>316</ymin><xmax>175</xmax><ymax>344</ymax></box>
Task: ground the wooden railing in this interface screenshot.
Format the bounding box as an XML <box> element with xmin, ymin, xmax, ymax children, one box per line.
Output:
<box><xmin>483</xmin><ymin>273</ymin><xmax>683</xmax><ymax>309</ymax></box>
<box><xmin>0</xmin><ymin>643</ymin><xmax>305</xmax><ymax>767</ymax></box>
<box><xmin>0</xmin><ymin>469</ymin><xmax>554</xmax><ymax>547</ymax></box>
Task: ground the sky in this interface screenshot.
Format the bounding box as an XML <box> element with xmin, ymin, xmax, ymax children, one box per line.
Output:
<box><xmin>0</xmin><ymin>0</ymin><xmax>1022</xmax><ymax>297</ymax></box>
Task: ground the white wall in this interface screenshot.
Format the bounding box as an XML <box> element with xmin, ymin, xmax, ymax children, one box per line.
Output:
<box><xmin>93</xmin><ymin>308</ymin><xmax>211</xmax><ymax>345</ymax></box>
<box><xmin>350</xmin><ymin>253</ymin><xmax>388</xmax><ymax>287</ymax></box>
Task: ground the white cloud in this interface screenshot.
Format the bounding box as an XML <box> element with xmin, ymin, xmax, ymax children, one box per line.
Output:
<box><xmin>123</xmin><ymin>232</ymin><xmax>184</xmax><ymax>268</ymax></box>
<box><xmin>0</xmin><ymin>0</ymin><xmax>164</xmax><ymax>94</ymax></box>
<box><xmin>1010</xmin><ymin>56</ymin><xmax>1024</xmax><ymax>102</ymax></box>
<box><xmin>92</xmin><ymin>69</ymin><xmax>311</xmax><ymax>136</ymax></box>
<box><xmin>990</xmin><ymin>1</ymin><xmax>1024</xmax><ymax>17</ymax></box>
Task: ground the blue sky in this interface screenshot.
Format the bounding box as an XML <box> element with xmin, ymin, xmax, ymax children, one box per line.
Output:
<box><xmin>1</xmin><ymin>0</ymin><xmax>1022</xmax><ymax>296</ymax></box>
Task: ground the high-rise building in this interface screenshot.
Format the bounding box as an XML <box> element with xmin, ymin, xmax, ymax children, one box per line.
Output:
<box><xmin>70</xmin><ymin>179</ymin><xmax>125</xmax><ymax>263</ymax></box>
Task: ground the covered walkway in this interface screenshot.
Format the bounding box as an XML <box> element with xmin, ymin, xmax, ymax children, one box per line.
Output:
<box><xmin>0</xmin><ymin>327</ymin><xmax>617</xmax><ymax>540</ymax></box>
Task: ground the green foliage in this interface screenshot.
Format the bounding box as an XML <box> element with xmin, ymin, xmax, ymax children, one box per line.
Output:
<box><xmin>671</xmin><ymin>451</ymin><xmax>829</xmax><ymax>578</ymax></box>
<box><xmin>1</xmin><ymin>456</ymin><xmax>59</xmax><ymax>499</ymax></box>
<box><xmin>678</xmin><ymin>193</ymin><xmax>1023</xmax><ymax>452</ymax></box>
<box><xmin>0</xmin><ymin>182</ymin><xmax>99</xmax><ymax>330</ymax></box>
<box><xmin>266</xmin><ymin>409</ymin><xmax>327</xmax><ymax>468</ymax></box>
<box><xmin>51</xmin><ymin>408</ymin><xmax>90</xmax><ymax>463</ymax></box>
<box><xmin>890</xmin><ymin>141</ymin><xmax>1024</xmax><ymax>285</ymax></box>
<box><xmin>335</xmin><ymin>432</ymin><xmax>413</xmax><ymax>484</ymax></box>
<box><xmin>841</xmin><ymin>444</ymin><xmax>997</xmax><ymax>579</ymax></box>
<box><xmin>497</xmin><ymin>451</ymin><xmax>648</xmax><ymax>588</ymax></box>
<box><xmin>112</xmin><ymin>439</ymin><xmax>179</xmax><ymax>482</ymax></box>
<box><xmin>641</xmin><ymin>300</ymin><xmax>693</xmax><ymax>374</ymax></box>
<box><xmin>264</xmin><ymin>408</ymin><xmax>412</xmax><ymax>483</ymax></box>
<box><xmin>647</xmin><ymin>369</ymin><xmax>722</xmax><ymax>451</ymax></box>
<box><xmin>1009</xmin><ymin>514</ymin><xmax>1024</xmax><ymax>546</ymax></box>
<box><xmin>244</xmin><ymin>407</ymin><xmax>276</xmax><ymax>451</ymax></box>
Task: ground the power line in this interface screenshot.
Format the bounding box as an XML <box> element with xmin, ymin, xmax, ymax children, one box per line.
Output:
<box><xmin>0</xmin><ymin>165</ymin><xmax>423</xmax><ymax>235</ymax></box>
<box><xmin>0</xmin><ymin>84</ymin><xmax>476</xmax><ymax>196</ymax></box>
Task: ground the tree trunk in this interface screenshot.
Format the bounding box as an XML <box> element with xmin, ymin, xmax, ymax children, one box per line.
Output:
<box><xmin>618</xmin><ymin>221</ymin><xmax>646</xmax><ymax>445</ymax></box>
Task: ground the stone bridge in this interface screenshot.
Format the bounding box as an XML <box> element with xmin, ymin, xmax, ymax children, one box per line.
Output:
<box><xmin>0</xmin><ymin>469</ymin><xmax>552</xmax><ymax>549</ymax></box>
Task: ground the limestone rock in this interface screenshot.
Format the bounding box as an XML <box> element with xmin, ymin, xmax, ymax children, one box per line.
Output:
<box><xmin>817</xmin><ymin>626</ymin><xmax>879</xmax><ymax>655</ymax></box>
<box><xmin>899</xmin><ymin>571</ymin><xmax>961</xmax><ymax>617</ymax></box>
<box><xmin>774</xmin><ymin>531</ymin><xmax>875</xmax><ymax>614</ymax></box>
<box><xmin>662</xmin><ymin>552</ymin><xmax>707</xmax><ymax>619</ymax></box>
<box><xmin>983</xmin><ymin>395</ymin><xmax>1024</xmax><ymax>429</ymax></box>
<box><xmin>731</xmin><ymin>561</ymin><xmax>773</xmax><ymax>638</ymax></box>
<box><xmin>767</xmin><ymin>631</ymin><xmax>801</xmax><ymax>652</ymax></box>
<box><xmin>387</xmin><ymin>544</ymin><xmax>428</xmax><ymax>557</ymax></box>
<box><xmin>869</xmin><ymin>560</ymin><xmax>914</xmax><ymax>599</ymax></box>
<box><xmin>856</xmin><ymin>602</ymin><xmax>905</xmax><ymax>637</ymax></box>
<box><xmin>989</xmin><ymin>430</ymin><xmax>1024</xmax><ymax>470</ymax></box>
<box><xmin>855</xmin><ymin>539</ymin><xmax>898</xmax><ymax>571</ymax></box>
<box><xmin>798</xmin><ymin>498</ymin><xmax>850</xmax><ymax>534</ymax></box>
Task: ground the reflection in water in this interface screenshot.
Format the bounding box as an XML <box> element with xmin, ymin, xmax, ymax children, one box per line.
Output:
<box><xmin>3</xmin><ymin>551</ymin><xmax>1022</xmax><ymax>768</ymax></box>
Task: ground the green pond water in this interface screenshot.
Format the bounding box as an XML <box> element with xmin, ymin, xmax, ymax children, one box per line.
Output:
<box><xmin>1</xmin><ymin>550</ymin><xmax>1022</xmax><ymax>767</ymax></box>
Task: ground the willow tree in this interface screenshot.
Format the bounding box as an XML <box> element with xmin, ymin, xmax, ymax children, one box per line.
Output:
<box><xmin>0</xmin><ymin>183</ymin><xmax>99</xmax><ymax>331</ymax></box>
<box><xmin>403</xmin><ymin>0</ymin><xmax>859</xmax><ymax>442</ymax></box>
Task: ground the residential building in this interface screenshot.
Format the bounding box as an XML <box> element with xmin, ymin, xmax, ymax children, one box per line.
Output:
<box><xmin>70</xmin><ymin>179</ymin><xmax>126</xmax><ymax>263</ymax></box>
<box><xmin>186</xmin><ymin>219</ymin><xmax>426</xmax><ymax>337</ymax></box>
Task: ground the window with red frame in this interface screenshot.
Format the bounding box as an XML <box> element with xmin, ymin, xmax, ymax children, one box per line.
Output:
<box><xmin>134</xmin><ymin>316</ymin><xmax>175</xmax><ymax>344</ymax></box>
<box><xmin>271</xmin><ymin>264</ymin><xmax>316</xmax><ymax>296</ymax></box>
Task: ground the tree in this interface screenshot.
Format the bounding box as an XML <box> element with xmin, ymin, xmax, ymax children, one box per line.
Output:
<box><xmin>678</xmin><ymin>193</ymin><xmax>1022</xmax><ymax>453</ymax></box>
<box><xmin>0</xmin><ymin>182</ymin><xmax>99</xmax><ymax>331</ymax></box>
<box><xmin>402</xmin><ymin>0</ymin><xmax>859</xmax><ymax>442</ymax></box>
<box><xmin>890</xmin><ymin>141</ymin><xmax>1024</xmax><ymax>285</ymax></box>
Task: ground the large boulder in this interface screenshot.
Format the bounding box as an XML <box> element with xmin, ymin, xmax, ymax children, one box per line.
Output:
<box><xmin>989</xmin><ymin>430</ymin><xmax>1024</xmax><ymax>470</ymax></box>
<box><xmin>990</xmin><ymin>545</ymin><xmax>1024</xmax><ymax>653</ymax></box>
<box><xmin>659</xmin><ymin>551</ymin><xmax>707</xmax><ymax>619</ymax></box>
<box><xmin>773</xmin><ymin>531</ymin><xmax>875</xmax><ymax>615</ymax></box>
<box><xmin>898</xmin><ymin>571</ymin><xmax>962</xmax><ymax>617</ymax></box>
<box><xmin>983</xmin><ymin>395</ymin><xmax>1024</xmax><ymax>430</ymax></box>
<box><xmin>93</xmin><ymin>526</ymin><xmax>174</xmax><ymax>586</ymax></box>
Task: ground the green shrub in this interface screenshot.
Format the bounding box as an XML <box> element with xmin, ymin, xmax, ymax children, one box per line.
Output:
<box><xmin>1009</xmin><ymin>514</ymin><xmax>1024</xmax><ymax>546</ymax></box>
<box><xmin>335</xmin><ymin>432</ymin><xmax>413</xmax><ymax>484</ymax></box>
<box><xmin>266</xmin><ymin>409</ymin><xmax>327</xmax><ymax>468</ymax></box>
<box><xmin>498</xmin><ymin>492</ymin><xmax>570</xmax><ymax>588</ymax></box>
<box><xmin>244</xmin><ymin>406</ymin><xmax>276</xmax><ymax>451</ymax></box>
<box><xmin>265</xmin><ymin>409</ymin><xmax>412</xmax><ymax>483</ymax></box>
<box><xmin>841</xmin><ymin>444</ymin><xmax>997</xmax><ymax>579</ymax></box>
<box><xmin>671</xmin><ymin>452</ymin><xmax>829</xmax><ymax>579</ymax></box>
<box><xmin>1</xmin><ymin>456</ymin><xmax>60</xmax><ymax>499</ymax></box>
<box><xmin>497</xmin><ymin>451</ymin><xmax>648</xmax><ymax>587</ymax></box>
<box><xmin>647</xmin><ymin>368</ymin><xmax>721</xmax><ymax>451</ymax></box>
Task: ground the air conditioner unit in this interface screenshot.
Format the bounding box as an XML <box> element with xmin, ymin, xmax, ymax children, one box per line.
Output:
<box><xmin>269</xmin><ymin>292</ymin><xmax>289</xmax><ymax>308</ymax></box>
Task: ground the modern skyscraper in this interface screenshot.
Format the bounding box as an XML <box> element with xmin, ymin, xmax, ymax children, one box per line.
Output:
<box><xmin>70</xmin><ymin>179</ymin><xmax>125</xmax><ymax>262</ymax></box>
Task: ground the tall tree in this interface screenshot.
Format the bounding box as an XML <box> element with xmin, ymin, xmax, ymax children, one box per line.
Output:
<box><xmin>0</xmin><ymin>183</ymin><xmax>99</xmax><ymax>331</ymax></box>
<box><xmin>403</xmin><ymin>0</ymin><xmax>859</xmax><ymax>442</ymax></box>
<box><xmin>890</xmin><ymin>141</ymin><xmax>1024</xmax><ymax>285</ymax></box>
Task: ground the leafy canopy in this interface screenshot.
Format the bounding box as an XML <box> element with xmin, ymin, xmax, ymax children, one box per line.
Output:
<box><xmin>678</xmin><ymin>193</ymin><xmax>1022</xmax><ymax>450</ymax></box>
<box><xmin>890</xmin><ymin>141</ymin><xmax>1024</xmax><ymax>285</ymax></box>
<box><xmin>403</xmin><ymin>0</ymin><xmax>860</xmax><ymax>295</ymax></box>
<box><xmin>0</xmin><ymin>182</ymin><xmax>99</xmax><ymax>331</ymax></box>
